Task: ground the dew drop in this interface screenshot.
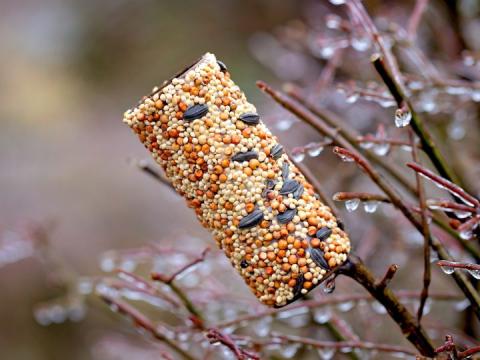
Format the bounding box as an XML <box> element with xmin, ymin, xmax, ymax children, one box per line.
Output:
<box><xmin>282</xmin><ymin>343</ymin><xmax>300</xmax><ymax>358</ymax></box>
<box><xmin>306</xmin><ymin>143</ymin><xmax>324</xmax><ymax>157</ymax></box>
<box><xmin>291</xmin><ymin>148</ymin><xmax>305</xmax><ymax>162</ymax></box>
<box><xmin>317</xmin><ymin>347</ymin><xmax>336</xmax><ymax>360</ymax></box>
<box><xmin>329</xmin><ymin>0</ymin><xmax>346</xmax><ymax>5</ymax></box>
<box><xmin>345</xmin><ymin>199</ymin><xmax>360</xmax><ymax>212</ymax></box>
<box><xmin>363</xmin><ymin>200</ymin><xmax>380</xmax><ymax>213</ymax></box>
<box><xmin>372</xmin><ymin>143</ymin><xmax>390</xmax><ymax>156</ymax></box>
<box><xmin>253</xmin><ymin>316</ymin><xmax>272</xmax><ymax>337</ymax></box>
<box><xmin>326</xmin><ymin>15</ymin><xmax>341</xmax><ymax>29</ymax></box>
<box><xmin>77</xmin><ymin>277</ymin><xmax>93</xmax><ymax>295</ymax></box>
<box><xmin>359</xmin><ymin>141</ymin><xmax>374</xmax><ymax>149</ymax></box>
<box><xmin>340</xmin><ymin>346</ymin><xmax>353</xmax><ymax>353</ymax></box>
<box><xmin>100</xmin><ymin>252</ymin><xmax>116</xmax><ymax>272</ymax></box>
<box><xmin>346</xmin><ymin>94</ymin><xmax>359</xmax><ymax>104</ymax></box>
<box><xmin>440</xmin><ymin>265</ymin><xmax>455</xmax><ymax>275</ymax></box>
<box><xmin>313</xmin><ymin>307</ymin><xmax>332</xmax><ymax>324</ymax></box>
<box><xmin>468</xmin><ymin>269</ymin><xmax>480</xmax><ymax>279</ymax></box>
<box><xmin>471</xmin><ymin>90</ymin><xmax>480</xmax><ymax>102</ymax></box>
<box><xmin>276</xmin><ymin>119</ymin><xmax>294</xmax><ymax>131</ymax></box>
<box><xmin>454</xmin><ymin>210</ymin><xmax>471</xmax><ymax>219</ymax></box>
<box><xmin>323</xmin><ymin>277</ymin><xmax>336</xmax><ymax>293</ymax></box>
<box><xmin>320</xmin><ymin>46</ymin><xmax>335</xmax><ymax>59</ymax></box>
<box><xmin>453</xmin><ymin>298</ymin><xmax>470</xmax><ymax>312</ymax></box>
<box><xmin>351</xmin><ymin>35</ymin><xmax>370</xmax><ymax>51</ymax></box>
<box><xmin>337</xmin><ymin>301</ymin><xmax>355</xmax><ymax>312</ymax></box>
<box><xmin>459</xmin><ymin>229</ymin><xmax>473</xmax><ymax>240</ymax></box>
<box><xmin>394</xmin><ymin>108</ymin><xmax>412</xmax><ymax>127</ymax></box>
<box><xmin>447</xmin><ymin>122</ymin><xmax>466</xmax><ymax>140</ymax></box>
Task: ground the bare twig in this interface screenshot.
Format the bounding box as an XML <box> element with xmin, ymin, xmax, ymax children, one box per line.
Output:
<box><xmin>409</xmin><ymin>130</ymin><xmax>431</xmax><ymax>323</ymax></box>
<box><xmin>407</xmin><ymin>0</ymin><xmax>429</xmax><ymax>41</ymax></box>
<box><xmin>406</xmin><ymin>162</ymin><xmax>479</xmax><ymax>208</ymax></box>
<box><xmin>337</xmin><ymin>256</ymin><xmax>435</xmax><ymax>357</ymax></box>
<box><xmin>270</xmin><ymin>333</ymin><xmax>417</xmax><ymax>356</ymax></box>
<box><xmin>151</xmin><ymin>248</ymin><xmax>210</xmax><ymax>327</ymax></box>
<box><xmin>437</xmin><ymin>260</ymin><xmax>480</xmax><ymax>272</ymax></box>
<box><xmin>100</xmin><ymin>294</ymin><xmax>197</xmax><ymax>360</ymax></box>
<box><xmin>333</xmin><ymin>191</ymin><xmax>390</xmax><ymax>203</ymax></box>
<box><xmin>151</xmin><ymin>248</ymin><xmax>210</xmax><ymax>284</ymax></box>
<box><xmin>129</xmin><ymin>158</ymin><xmax>174</xmax><ymax>190</ymax></box>
<box><xmin>206</xmin><ymin>329</ymin><xmax>259</xmax><ymax>360</ymax></box>
<box><xmin>376</xmin><ymin>264</ymin><xmax>399</xmax><ymax>290</ymax></box>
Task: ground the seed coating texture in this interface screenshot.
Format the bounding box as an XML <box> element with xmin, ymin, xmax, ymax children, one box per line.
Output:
<box><xmin>122</xmin><ymin>53</ymin><xmax>351</xmax><ymax>307</ymax></box>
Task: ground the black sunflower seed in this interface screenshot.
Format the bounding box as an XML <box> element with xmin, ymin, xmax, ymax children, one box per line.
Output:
<box><xmin>310</xmin><ymin>248</ymin><xmax>329</xmax><ymax>269</ymax></box>
<box><xmin>239</xmin><ymin>112</ymin><xmax>260</xmax><ymax>125</ymax></box>
<box><xmin>266</xmin><ymin>179</ymin><xmax>276</xmax><ymax>190</ymax></box>
<box><xmin>338</xmin><ymin>220</ymin><xmax>345</xmax><ymax>231</ymax></box>
<box><xmin>316</xmin><ymin>227</ymin><xmax>332</xmax><ymax>241</ymax></box>
<box><xmin>184</xmin><ymin>104</ymin><xmax>208</xmax><ymax>122</ymax></box>
<box><xmin>231</xmin><ymin>150</ymin><xmax>258</xmax><ymax>163</ymax></box>
<box><xmin>279</xmin><ymin>179</ymin><xmax>300</xmax><ymax>195</ymax></box>
<box><xmin>293</xmin><ymin>184</ymin><xmax>304</xmax><ymax>199</ymax></box>
<box><xmin>281</xmin><ymin>162</ymin><xmax>289</xmax><ymax>180</ymax></box>
<box><xmin>270</xmin><ymin>144</ymin><xmax>284</xmax><ymax>160</ymax></box>
<box><xmin>217</xmin><ymin>60</ymin><xmax>228</xmax><ymax>72</ymax></box>
<box><xmin>240</xmin><ymin>259</ymin><xmax>248</xmax><ymax>268</ymax></box>
<box><xmin>277</xmin><ymin>208</ymin><xmax>297</xmax><ymax>224</ymax></box>
<box><xmin>239</xmin><ymin>209</ymin><xmax>264</xmax><ymax>229</ymax></box>
<box><xmin>293</xmin><ymin>273</ymin><xmax>305</xmax><ymax>297</ymax></box>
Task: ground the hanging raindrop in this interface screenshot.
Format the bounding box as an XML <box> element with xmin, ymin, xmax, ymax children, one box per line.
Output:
<box><xmin>345</xmin><ymin>199</ymin><xmax>360</xmax><ymax>212</ymax></box>
<box><xmin>363</xmin><ymin>200</ymin><xmax>380</xmax><ymax>213</ymax></box>
<box><xmin>467</xmin><ymin>269</ymin><xmax>480</xmax><ymax>279</ymax></box>
<box><xmin>394</xmin><ymin>108</ymin><xmax>412</xmax><ymax>127</ymax></box>
<box><xmin>440</xmin><ymin>265</ymin><xmax>455</xmax><ymax>275</ymax></box>
<box><xmin>291</xmin><ymin>148</ymin><xmax>305</xmax><ymax>163</ymax></box>
<box><xmin>306</xmin><ymin>143</ymin><xmax>324</xmax><ymax>157</ymax></box>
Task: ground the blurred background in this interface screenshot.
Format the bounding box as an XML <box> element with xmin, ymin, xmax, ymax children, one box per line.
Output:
<box><xmin>1</xmin><ymin>0</ymin><xmax>480</xmax><ymax>359</ymax></box>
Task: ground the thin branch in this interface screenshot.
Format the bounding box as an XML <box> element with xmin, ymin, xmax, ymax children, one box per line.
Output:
<box><xmin>100</xmin><ymin>294</ymin><xmax>197</xmax><ymax>360</ymax></box>
<box><xmin>214</xmin><ymin>290</ymin><xmax>459</xmax><ymax>329</ymax></box>
<box><xmin>376</xmin><ymin>264</ymin><xmax>399</xmax><ymax>290</ymax></box>
<box><xmin>206</xmin><ymin>329</ymin><xmax>259</xmax><ymax>360</ymax></box>
<box><xmin>333</xmin><ymin>191</ymin><xmax>390</xmax><ymax>203</ymax></box>
<box><xmin>270</xmin><ymin>333</ymin><xmax>417</xmax><ymax>356</ymax></box>
<box><xmin>129</xmin><ymin>158</ymin><xmax>174</xmax><ymax>190</ymax></box>
<box><xmin>437</xmin><ymin>260</ymin><xmax>480</xmax><ymax>272</ymax></box>
<box><xmin>337</xmin><ymin>256</ymin><xmax>435</xmax><ymax>357</ymax></box>
<box><xmin>406</xmin><ymin>162</ymin><xmax>479</xmax><ymax>208</ymax></box>
<box><xmin>151</xmin><ymin>248</ymin><xmax>210</xmax><ymax>327</ymax></box>
<box><xmin>151</xmin><ymin>247</ymin><xmax>210</xmax><ymax>284</ymax></box>
<box><xmin>409</xmin><ymin>130</ymin><xmax>431</xmax><ymax>323</ymax></box>
<box><xmin>407</xmin><ymin>0</ymin><xmax>429</xmax><ymax>41</ymax></box>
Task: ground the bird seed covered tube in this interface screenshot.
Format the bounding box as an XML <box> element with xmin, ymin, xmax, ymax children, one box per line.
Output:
<box><xmin>122</xmin><ymin>53</ymin><xmax>351</xmax><ymax>307</ymax></box>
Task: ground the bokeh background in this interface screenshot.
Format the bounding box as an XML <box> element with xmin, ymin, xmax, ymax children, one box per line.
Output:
<box><xmin>0</xmin><ymin>1</ymin><xmax>299</xmax><ymax>358</ymax></box>
<box><xmin>1</xmin><ymin>0</ymin><xmax>479</xmax><ymax>359</ymax></box>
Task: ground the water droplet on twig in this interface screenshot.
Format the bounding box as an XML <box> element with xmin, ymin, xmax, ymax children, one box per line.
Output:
<box><xmin>313</xmin><ymin>306</ymin><xmax>332</xmax><ymax>324</ymax></box>
<box><xmin>306</xmin><ymin>143</ymin><xmax>324</xmax><ymax>157</ymax></box>
<box><xmin>291</xmin><ymin>148</ymin><xmax>305</xmax><ymax>163</ymax></box>
<box><xmin>363</xmin><ymin>200</ymin><xmax>379</xmax><ymax>213</ymax></box>
<box><xmin>394</xmin><ymin>108</ymin><xmax>412</xmax><ymax>127</ymax></box>
<box><xmin>345</xmin><ymin>199</ymin><xmax>360</xmax><ymax>212</ymax></box>
<box><xmin>440</xmin><ymin>265</ymin><xmax>455</xmax><ymax>275</ymax></box>
<box><xmin>468</xmin><ymin>269</ymin><xmax>480</xmax><ymax>279</ymax></box>
<box><xmin>318</xmin><ymin>347</ymin><xmax>336</xmax><ymax>360</ymax></box>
